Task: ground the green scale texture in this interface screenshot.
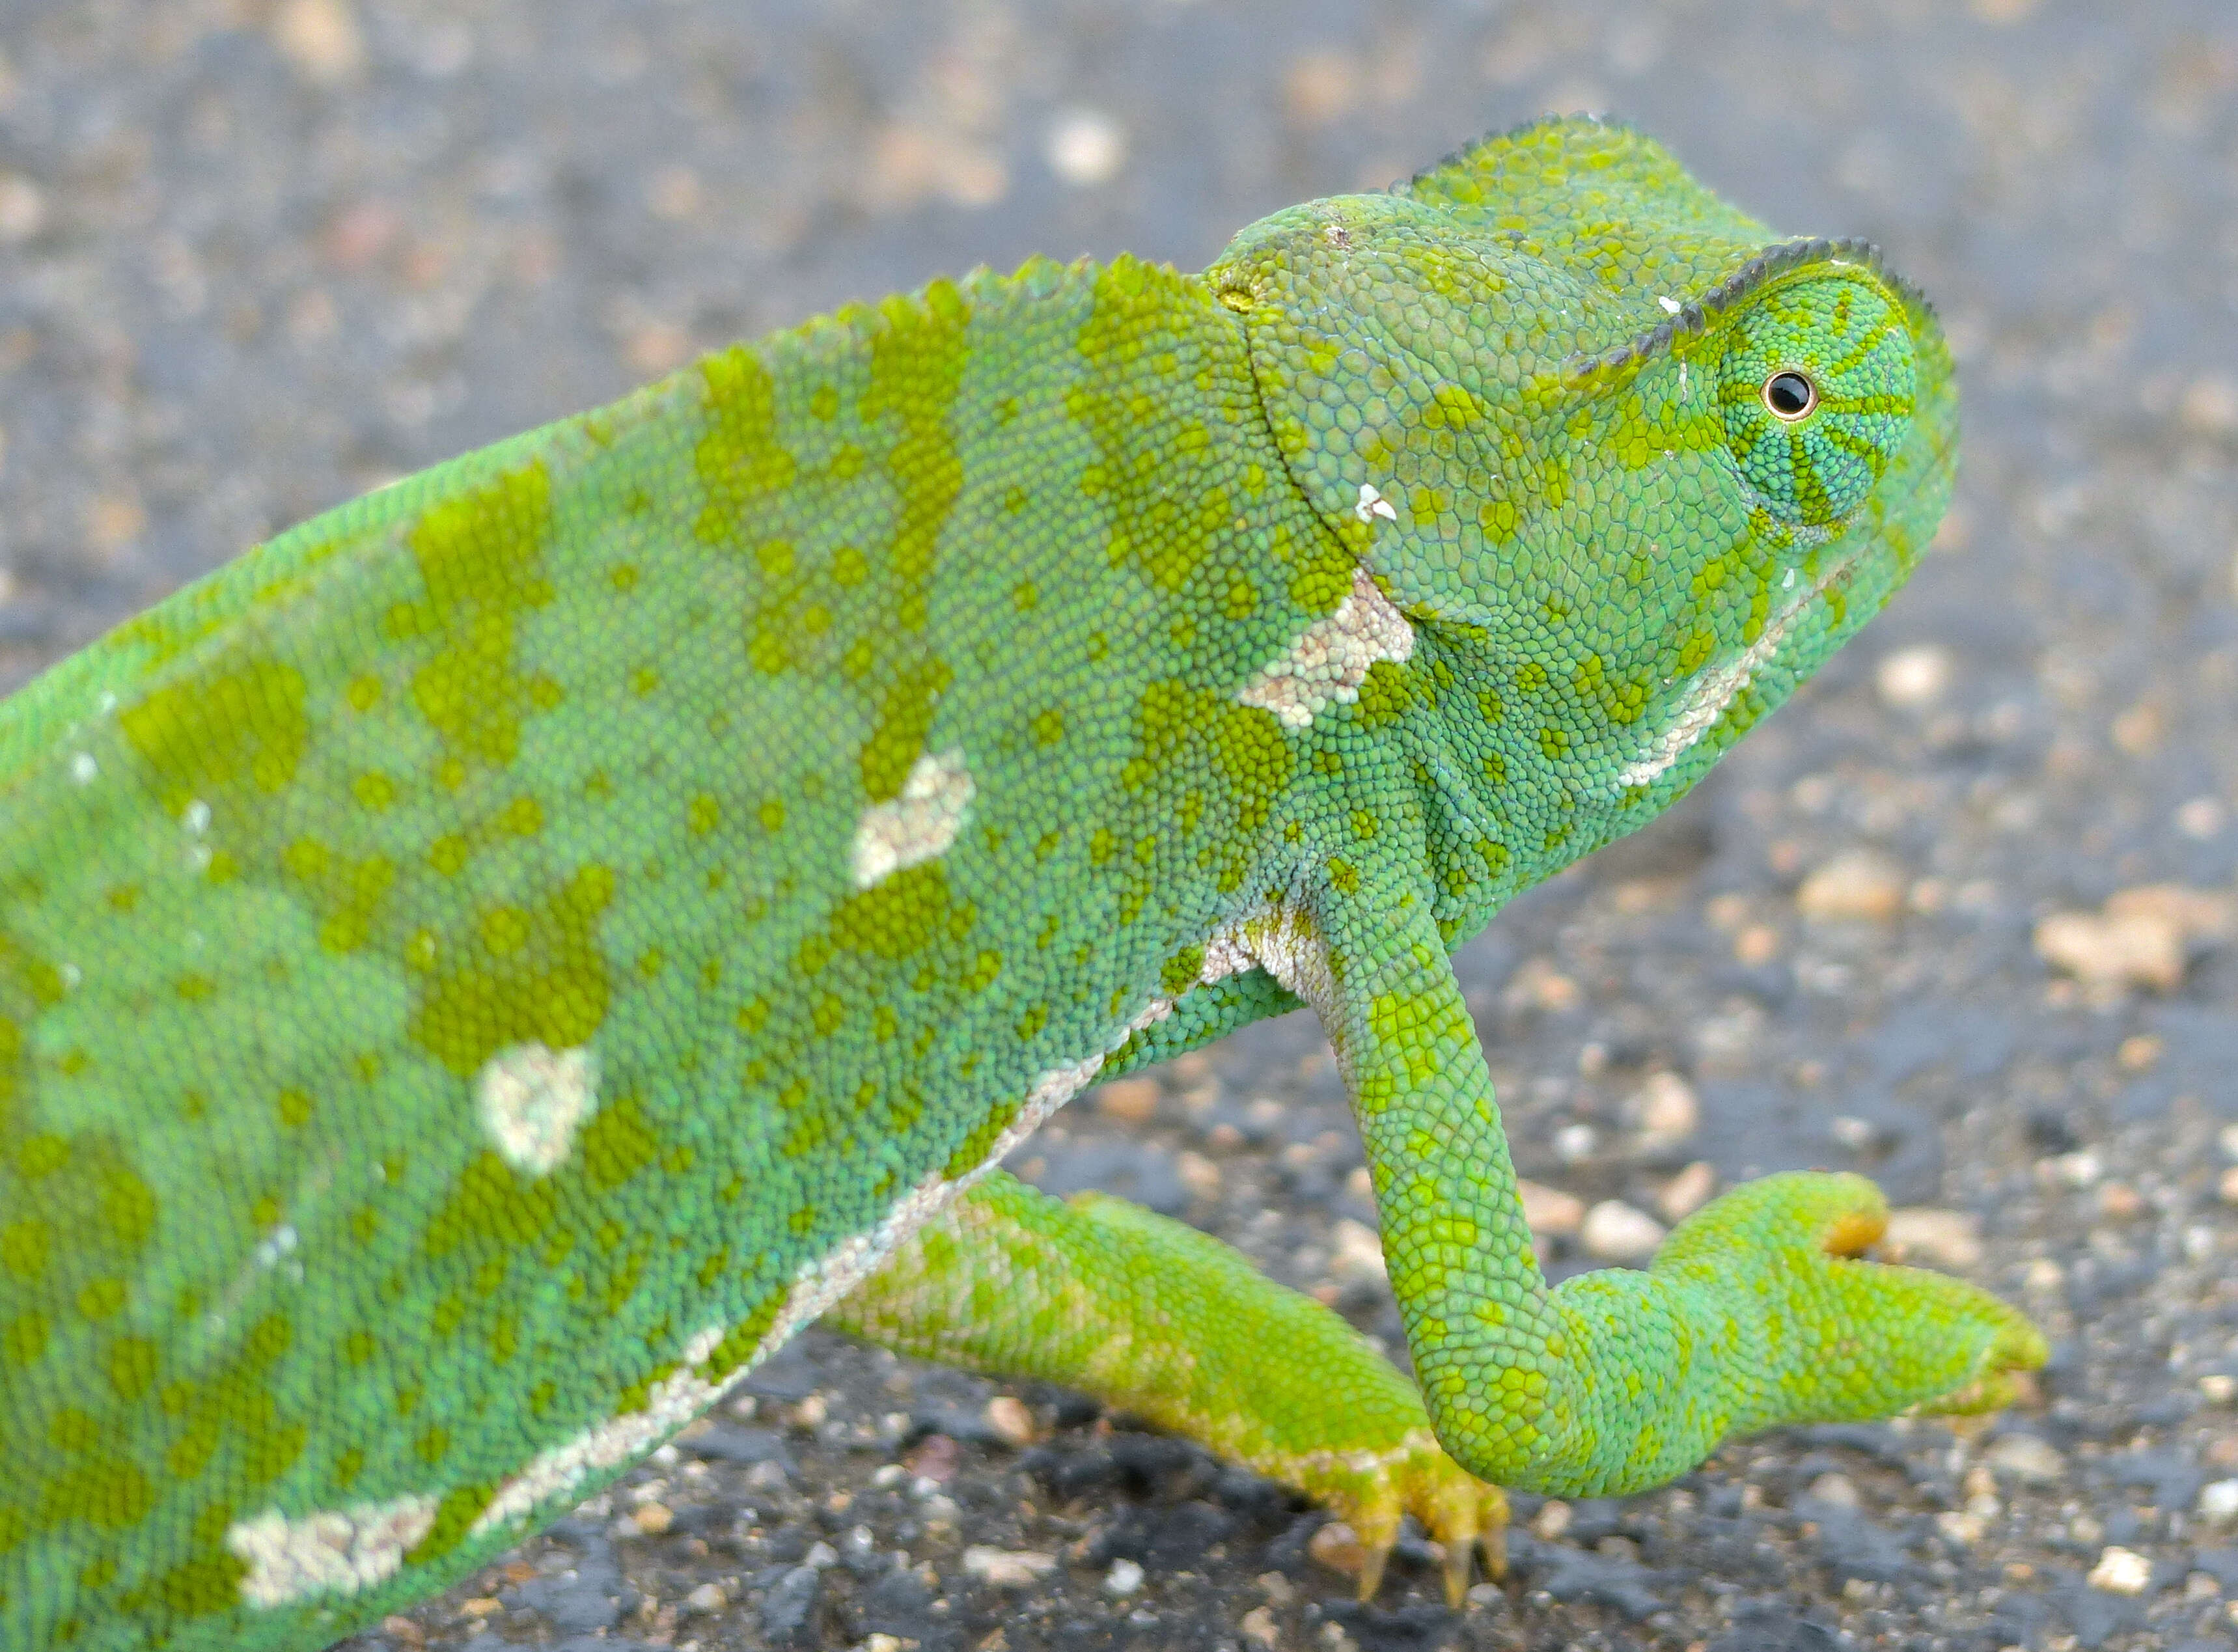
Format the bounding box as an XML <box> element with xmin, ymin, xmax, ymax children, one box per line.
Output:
<box><xmin>0</xmin><ymin>117</ymin><xmax>2042</xmax><ymax>1651</ymax></box>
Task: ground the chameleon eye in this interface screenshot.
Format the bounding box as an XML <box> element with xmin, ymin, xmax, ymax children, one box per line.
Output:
<box><xmin>1718</xmin><ymin>272</ymin><xmax>1916</xmax><ymax>529</ymax></box>
<box><xmin>1761</xmin><ymin>370</ymin><xmax>1817</xmax><ymax>421</ymax></box>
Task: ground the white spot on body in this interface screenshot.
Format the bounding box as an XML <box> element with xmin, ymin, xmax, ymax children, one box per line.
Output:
<box><xmin>1199</xmin><ymin>903</ymin><xmax>1335</xmax><ymax>1012</ymax></box>
<box><xmin>57</xmin><ymin>963</ymin><xmax>80</xmax><ymax>990</ymax></box>
<box><xmin>476</xmin><ymin>1043</ymin><xmax>600</xmax><ymax>1176</ymax></box>
<box><xmin>1616</xmin><ymin>558</ymin><xmax>1855</xmax><ymax>788</ymax></box>
<box><xmin>471</xmin><ymin>1326</ymin><xmax>728</xmax><ymax>1539</ymax></box>
<box><xmin>184</xmin><ymin>799</ymin><xmax>211</xmax><ymax>833</ymax></box>
<box><xmin>850</xmin><ymin>749</ymin><xmax>974</xmax><ymax>888</ymax></box>
<box><xmin>1352</xmin><ymin>482</ymin><xmax>1398</xmax><ymax>523</ymax></box>
<box><xmin>1236</xmin><ymin>566</ymin><xmax>1415</xmax><ymax>730</ymax></box>
<box><xmin>227</xmin><ymin>1494</ymin><xmax>441</xmax><ymax>1608</ymax></box>
<box><xmin>1657</xmin><ymin>295</ymin><xmax>1683</xmax><ymax>315</ymax></box>
<box><xmin>475</xmin><ymin>987</ymin><xmax>1184</xmax><ymax>1539</ymax></box>
<box><xmin>254</xmin><ymin>1224</ymin><xmax>299</xmax><ymax>1269</ymax></box>
<box><xmin>69</xmin><ymin>752</ymin><xmax>96</xmax><ymax>783</ymax></box>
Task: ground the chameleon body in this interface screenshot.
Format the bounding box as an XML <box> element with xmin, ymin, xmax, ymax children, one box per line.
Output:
<box><xmin>0</xmin><ymin>117</ymin><xmax>2041</xmax><ymax>1650</ymax></box>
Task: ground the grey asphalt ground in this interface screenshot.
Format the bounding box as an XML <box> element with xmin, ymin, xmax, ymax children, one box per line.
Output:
<box><xmin>5</xmin><ymin>2</ymin><xmax>2238</xmax><ymax>1649</ymax></box>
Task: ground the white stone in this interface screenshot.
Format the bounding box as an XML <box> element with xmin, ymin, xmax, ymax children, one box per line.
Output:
<box><xmin>850</xmin><ymin>749</ymin><xmax>974</xmax><ymax>888</ymax></box>
<box><xmin>227</xmin><ymin>1493</ymin><xmax>441</xmax><ymax>1608</ymax></box>
<box><xmin>1984</xmin><ymin>1433</ymin><xmax>2065</xmax><ymax>1486</ymax></box>
<box><xmin>1875</xmin><ymin>644</ymin><xmax>1951</xmax><ymax>709</ymax></box>
<box><xmin>2086</xmin><ymin>1545</ymin><xmax>2152</xmax><ymax>1595</ymax></box>
<box><xmin>1882</xmin><ymin>1207</ymin><xmax>1982</xmax><ymax>1270</ymax></box>
<box><xmin>1105</xmin><ymin>1558</ymin><xmax>1145</xmax><ymax>1595</ymax></box>
<box><xmin>1580</xmin><ymin>1200</ymin><xmax>1665</xmax><ymax>1263</ymax></box>
<box><xmin>476</xmin><ymin>1043</ymin><xmax>600</xmax><ymax>1176</ymax></box>
<box><xmin>1631</xmin><ymin>1071</ymin><xmax>1699</xmax><ymax>1141</ymax></box>
<box><xmin>2199</xmin><ymin>1478</ymin><xmax>2238</xmax><ymax>1524</ymax></box>
<box><xmin>1655</xmin><ymin>1160</ymin><xmax>1717</xmax><ymax>1224</ymax></box>
<box><xmin>962</xmin><ymin>1545</ymin><xmax>1058</xmax><ymax>1586</ymax></box>
<box><xmin>1236</xmin><ymin>566</ymin><xmax>1414</xmax><ymax>730</ymax></box>
<box><xmin>1045</xmin><ymin>109</ymin><xmax>1126</xmax><ymax>187</ymax></box>
<box><xmin>1517</xmin><ymin>1179</ymin><xmax>1586</xmax><ymax>1237</ymax></box>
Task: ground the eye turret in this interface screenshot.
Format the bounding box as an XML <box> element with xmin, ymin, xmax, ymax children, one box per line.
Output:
<box><xmin>1717</xmin><ymin>273</ymin><xmax>1916</xmax><ymax>529</ymax></box>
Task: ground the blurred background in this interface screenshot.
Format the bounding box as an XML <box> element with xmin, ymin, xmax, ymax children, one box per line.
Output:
<box><xmin>3</xmin><ymin>3</ymin><xmax>2237</xmax><ymax>1648</ymax></box>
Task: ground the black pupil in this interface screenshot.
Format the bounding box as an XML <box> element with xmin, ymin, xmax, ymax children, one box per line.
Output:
<box><xmin>1765</xmin><ymin>371</ymin><xmax>1815</xmax><ymax>417</ymax></box>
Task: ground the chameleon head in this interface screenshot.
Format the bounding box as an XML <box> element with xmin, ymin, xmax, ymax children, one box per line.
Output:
<box><xmin>1209</xmin><ymin>115</ymin><xmax>1955</xmax><ymax>893</ymax></box>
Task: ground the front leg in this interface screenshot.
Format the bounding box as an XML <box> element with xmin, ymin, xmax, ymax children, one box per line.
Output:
<box><xmin>1272</xmin><ymin>877</ymin><xmax>2045</xmax><ymax>1498</ymax></box>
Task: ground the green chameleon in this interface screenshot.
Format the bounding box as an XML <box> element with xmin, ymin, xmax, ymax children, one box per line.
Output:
<box><xmin>1</xmin><ymin>115</ymin><xmax>2043</xmax><ymax>1651</ymax></box>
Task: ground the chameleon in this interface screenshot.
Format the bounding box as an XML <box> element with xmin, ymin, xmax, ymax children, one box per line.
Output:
<box><xmin>0</xmin><ymin>114</ymin><xmax>2045</xmax><ymax>1651</ymax></box>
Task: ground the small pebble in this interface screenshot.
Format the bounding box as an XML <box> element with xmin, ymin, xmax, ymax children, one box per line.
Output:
<box><xmin>2200</xmin><ymin>1479</ymin><xmax>2238</xmax><ymax>1524</ymax></box>
<box><xmin>2201</xmin><ymin>1373</ymin><xmax>2237</xmax><ymax>1406</ymax></box>
<box><xmin>1176</xmin><ymin>1150</ymin><xmax>1222</xmax><ymax>1200</ymax></box>
<box><xmin>2116</xmin><ymin>1033</ymin><xmax>2162</xmax><ymax>1072</ymax></box>
<box><xmin>2221</xmin><ymin>1122</ymin><xmax>2238</xmax><ymax>1161</ymax></box>
<box><xmin>984</xmin><ymin>1395</ymin><xmax>1036</xmax><ymax>1449</ymax></box>
<box><xmin>1532</xmin><ymin>1501</ymin><xmax>1572</xmax><ymax>1540</ymax></box>
<box><xmin>1306</xmin><ymin>1521</ymin><xmax>1366</xmax><ymax>1578</ymax></box>
<box><xmin>2096</xmin><ymin>1181</ymin><xmax>2144</xmax><ymax>1221</ymax></box>
<box><xmin>1935</xmin><ymin>1510</ymin><xmax>1984</xmax><ymax>1546</ymax></box>
<box><xmin>681</xmin><ymin>1582</ymin><xmax>726</xmax><ymax>1615</ymax></box>
<box><xmin>2219</xmin><ymin>1166</ymin><xmax>2238</xmax><ymax>1207</ymax></box>
<box><xmin>792</xmin><ymin>1393</ymin><xmax>828</xmax><ymax>1430</ymax></box>
<box><xmin>2034</xmin><ymin>885</ymin><xmax>2232</xmax><ymax>993</ymax></box>
<box><xmin>1985</xmin><ymin>1433</ymin><xmax>2065</xmax><ymax>1485</ymax></box>
<box><xmin>1875</xmin><ymin>644</ymin><xmax>1951</xmax><ymax>709</ymax></box>
<box><xmin>629</xmin><ymin>1501</ymin><xmax>673</xmax><ymax>1536</ymax></box>
<box><xmin>1104</xmin><ymin>1558</ymin><xmax>1145</xmax><ymax>1596</ymax></box>
<box><xmin>2087</xmin><ymin>1546</ymin><xmax>2153</xmax><ymax>1595</ymax></box>
<box><xmin>271</xmin><ymin>0</ymin><xmax>366</xmax><ymax>85</ymax></box>
<box><xmin>0</xmin><ymin>174</ymin><xmax>46</xmax><ymax>244</ymax></box>
<box><xmin>1806</xmin><ymin>1472</ymin><xmax>1859</xmax><ymax>1507</ymax></box>
<box><xmin>961</xmin><ymin>1545</ymin><xmax>1057</xmax><ymax>1586</ymax></box>
<box><xmin>1829</xmin><ymin>1114</ymin><xmax>1877</xmax><ymax>1150</ymax></box>
<box><xmin>2041</xmin><ymin>1149</ymin><xmax>2102</xmax><ymax>1189</ymax></box>
<box><xmin>1581</xmin><ymin>1200</ymin><xmax>1665</xmax><ymax>1262</ymax></box>
<box><xmin>1657</xmin><ymin>1160</ymin><xmax>1717</xmax><ymax>1223</ymax></box>
<box><xmin>1045</xmin><ymin>108</ymin><xmax>1127</xmax><ymax>187</ymax></box>
<box><xmin>1094</xmin><ymin>1077</ymin><xmax>1160</xmax><ymax>1123</ymax></box>
<box><xmin>1517</xmin><ymin>1179</ymin><xmax>1586</xmax><ymax>1237</ymax></box>
<box><xmin>1241</xmin><ymin>1604</ymin><xmax>1281</xmax><ymax>1647</ymax></box>
<box><xmin>1553</xmin><ymin>1122</ymin><xmax>1597</xmax><ymax>1163</ymax></box>
<box><xmin>1796</xmin><ymin>849</ymin><xmax>1907</xmax><ymax>923</ymax></box>
<box><xmin>1330</xmin><ymin>1217</ymin><xmax>1386</xmax><ymax>1280</ymax></box>
<box><xmin>903</xmin><ymin>1433</ymin><xmax>959</xmax><ymax>1483</ymax></box>
<box><xmin>1882</xmin><ymin>1208</ymin><xmax>1982</xmax><ymax>1269</ymax></box>
<box><xmin>1631</xmin><ymin>1071</ymin><xmax>1699</xmax><ymax>1140</ymax></box>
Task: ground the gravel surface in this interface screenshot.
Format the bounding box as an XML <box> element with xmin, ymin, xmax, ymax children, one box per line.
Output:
<box><xmin>5</xmin><ymin>3</ymin><xmax>2238</xmax><ymax>1649</ymax></box>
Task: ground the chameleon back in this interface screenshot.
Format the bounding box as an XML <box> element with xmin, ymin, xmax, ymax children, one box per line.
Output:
<box><xmin>0</xmin><ymin>249</ymin><xmax>1340</xmax><ymax>1647</ymax></box>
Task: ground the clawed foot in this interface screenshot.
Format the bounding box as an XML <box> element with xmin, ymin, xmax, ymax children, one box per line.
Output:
<box><xmin>1309</xmin><ymin>1427</ymin><xmax>1508</xmax><ymax>1608</ymax></box>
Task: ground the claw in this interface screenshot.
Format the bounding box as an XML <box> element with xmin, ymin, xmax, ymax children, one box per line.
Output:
<box><xmin>1327</xmin><ymin>1434</ymin><xmax>1508</xmax><ymax>1607</ymax></box>
<box><xmin>1478</xmin><ymin>1522</ymin><xmax>1506</xmax><ymax>1584</ymax></box>
<box><xmin>1441</xmin><ymin>1533</ymin><xmax>1471</xmax><ymax>1609</ymax></box>
<box><xmin>1355</xmin><ymin>1542</ymin><xmax>1387</xmax><ymax>1603</ymax></box>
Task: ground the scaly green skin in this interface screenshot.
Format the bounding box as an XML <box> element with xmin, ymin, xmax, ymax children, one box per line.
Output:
<box><xmin>0</xmin><ymin>117</ymin><xmax>2041</xmax><ymax>1651</ymax></box>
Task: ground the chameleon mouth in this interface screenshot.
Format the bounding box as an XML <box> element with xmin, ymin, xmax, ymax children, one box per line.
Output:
<box><xmin>1614</xmin><ymin>547</ymin><xmax>1864</xmax><ymax>790</ymax></box>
